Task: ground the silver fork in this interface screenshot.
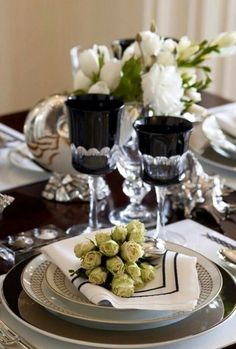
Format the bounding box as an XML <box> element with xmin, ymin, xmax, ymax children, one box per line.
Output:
<box><xmin>0</xmin><ymin>319</ymin><xmax>37</xmax><ymax>349</ymax></box>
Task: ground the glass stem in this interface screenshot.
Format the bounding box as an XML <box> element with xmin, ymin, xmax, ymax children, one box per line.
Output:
<box><xmin>154</xmin><ymin>186</ymin><xmax>167</xmax><ymax>241</ymax></box>
<box><xmin>88</xmin><ymin>175</ymin><xmax>98</xmax><ymax>230</ymax></box>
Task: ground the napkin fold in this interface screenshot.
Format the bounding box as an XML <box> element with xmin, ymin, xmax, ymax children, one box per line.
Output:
<box><xmin>41</xmin><ymin>233</ymin><xmax>200</xmax><ymax>312</ymax></box>
<box><xmin>215</xmin><ymin>110</ymin><xmax>236</xmax><ymax>139</ymax></box>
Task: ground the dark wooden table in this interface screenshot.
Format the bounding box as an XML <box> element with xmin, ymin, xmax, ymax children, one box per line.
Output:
<box><xmin>0</xmin><ymin>92</ymin><xmax>236</xmax><ymax>241</ymax></box>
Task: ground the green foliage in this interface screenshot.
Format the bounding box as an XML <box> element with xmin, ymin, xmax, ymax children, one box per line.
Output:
<box><xmin>114</xmin><ymin>57</ymin><xmax>142</xmax><ymax>102</ymax></box>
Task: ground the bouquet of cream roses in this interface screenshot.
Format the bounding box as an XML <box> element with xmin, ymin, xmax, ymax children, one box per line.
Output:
<box><xmin>72</xmin><ymin>24</ymin><xmax>236</xmax><ymax>120</ymax></box>
<box><xmin>70</xmin><ymin>220</ymin><xmax>156</xmax><ymax>298</ymax></box>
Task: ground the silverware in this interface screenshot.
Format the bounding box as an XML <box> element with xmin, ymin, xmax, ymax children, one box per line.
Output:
<box><xmin>0</xmin><ymin>319</ymin><xmax>37</xmax><ymax>349</ymax></box>
<box><xmin>204</xmin><ymin>232</ymin><xmax>236</xmax><ymax>250</ymax></box>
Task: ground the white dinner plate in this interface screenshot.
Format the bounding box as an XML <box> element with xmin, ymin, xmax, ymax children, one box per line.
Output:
<box><xmin>202</xmin><ymin>115</ymin><xmax>236</xmax><ymax>159</ymax></box>
<box><xmin>3</xmin><ymin>255</ymin><xmax>234</xmax><ymax>349</ymax></box>
<box><xmin>190</xmin><ymin>123</ymin><xmax>236</xmax><ymax>175</ymax></box>
<box><xmin>21</xmin><ymin>242</ymin><xmax>222</xmax><ymax>331</ymax></box>
<box><xmin>8</xmin><ymin>143</ymin><xmax>44</xmax><ymax>173</ymax></box>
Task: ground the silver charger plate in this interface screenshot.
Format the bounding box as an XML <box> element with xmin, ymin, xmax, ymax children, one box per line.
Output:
<box><xmin>20</xmin><ymin>242</ymin><xmax>222</xmax><ymax>330</ymax></box>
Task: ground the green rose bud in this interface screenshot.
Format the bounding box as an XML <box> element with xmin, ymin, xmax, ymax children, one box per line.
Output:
<box><xmin>111</xmin><ymin>273</ymin><xmax>135</xmax><ymax>298</ymax></box>
<box><xmin>74</xmin><ymin>239</ymin><xmax>96</xmax><ymax>258</ymax></box>
<box><xmin>95</xmin><ymin>231</ymin><xmax>111</xmax><ymax>246</ymax></box>
<box><xmin>111</xmin><ymin>225</ymin><xmax>127</xmax><ymax>243</ymax></box>
<box><xmin>125</xmin><ymin>262</ymin><xmax>141</xmax><ymax>279</ymax></box>
<box><xmin>133</xmin><ymin>276</ymin><xmax>145</xmax><ymax>290</ymax></box>
<box><xmin>81</xmin><ymin>251</ymin><xmax>102</xmax><ymax>270</ymax></box>
<box><xmin>140</xmin><ymin>262</ymin><xmax>156</xmax><ymax>282</ymax></box>
<box><xmin>106</xmin><ymin>256</ymin><xmax>124</xmax><ymax>275</ymax></box>
<box><xmin>88</xmin><ymin>266</ymin><xmax>108</xmax><ymax>285</ymax></box>
<box><xmin>120</xmin><ymin>241</ymin><xmax>143</xmax><ymax>263</ymax></box>
<box><xmin>99</xmin><ymin>239</ymin><xmax>119</xmax><ymax>257</ymax></box>
<box><xmin>127</xmin><ymin>220</ymin><xmax>145</xmax><ymax>244</ymax></box>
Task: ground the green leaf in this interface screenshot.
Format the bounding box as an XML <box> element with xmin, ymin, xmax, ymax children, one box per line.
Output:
<box><xmin>113</xmin><ymin>57</ymin><xmax>142</xmax><ymax>102</ymax></box>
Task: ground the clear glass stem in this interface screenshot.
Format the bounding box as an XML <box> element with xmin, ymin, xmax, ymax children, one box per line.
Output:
<box><xmin>154</xmin><ymin>186</ymin><xmax>167</xmax><ymax>241</ymax></box>
<box><xmin>88</xmin><ymin>175</ymin><xmax>99</xmax><ymax>230</ymax></box>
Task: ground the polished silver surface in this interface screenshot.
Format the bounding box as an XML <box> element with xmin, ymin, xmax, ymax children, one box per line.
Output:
<box><xmin>0</xmin><ymin>318</ymin><xmax>37</xmax><ymax>349</ymax></box>
<box><xmin>23</xmin><ymin>94</ymin><xmax>111</xmax><ymax>202</ymax></box>
<box><xmin>0</xmin><ymin>193</ymin><xmax>14</xmax><ymax>214</ymax></box>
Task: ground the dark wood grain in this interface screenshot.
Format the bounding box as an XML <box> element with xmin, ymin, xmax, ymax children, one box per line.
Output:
<box><xmin>0</xmin><ymin>92</ymin><xmax>235</xmax><ymax>240</ymax></box>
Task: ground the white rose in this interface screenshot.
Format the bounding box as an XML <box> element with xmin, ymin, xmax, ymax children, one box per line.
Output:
<box><xmin>100</xmin><ymin>59</ymin><xmax>122</xmax><ymax>91</ymax></box>
<box><xmin>73</xmin><ymin>69</ymin><xmax>92</xmax><ymax>91</ymax></box>
<box><xmin>141</xmin><ymin>64</ymin><xmax>184</xmax><ymax>115</ymax></box>
<box><xmin>88</xmin><ymin>81</ymin><xmax>110</xmax><ymax>94</ymax></box>
<box><xmin>79</xmin><ymin>49</ymin><xmax>100</xmax><ymax>79</ymax></box>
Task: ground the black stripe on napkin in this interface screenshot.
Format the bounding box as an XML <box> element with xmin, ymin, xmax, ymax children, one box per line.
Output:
<box><xmin>133</xmin><ymin>252</ymin><xmax>179</xmax><ymax>297</ymax></box>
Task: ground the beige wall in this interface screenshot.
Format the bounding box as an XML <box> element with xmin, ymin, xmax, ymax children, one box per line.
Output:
<box><xmin>1</xmin><ymin>0</ymin><xmax>236</xmax><ymax>115</ymax></box>
<box><xmin>0</xmin><ymin>0</ymin><xmax>144</xmax><ymax>114</ymax></box>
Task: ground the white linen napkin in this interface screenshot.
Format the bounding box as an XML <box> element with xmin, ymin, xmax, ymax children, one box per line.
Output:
<box><xmin>41</xmin><ymin>233</ymin><xmax>200</xmax><ymax>312</ymax></box>
<box><xmin>215</xmin><ymin>110</ymin><xmax>236</xmax><ymax>138</ymax></box>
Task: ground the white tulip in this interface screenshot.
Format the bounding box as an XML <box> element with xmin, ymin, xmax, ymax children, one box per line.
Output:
<box><xmin>88</xmin><ymin>81</ymin><xmax>110</xmax><ymax>94</ymax></box>
<box><xmin>188</xmin><ymin>104</ymin><xmax>208</xmax><ymax>121</ymax></box>
<box><xmin>141</xmin><ymin>64</ymin><xmax>184</xmax><ymax>115</ymax></box>
<box><xmin>73</xmin><ymin>69</ymin><xmax>91</xmax><ymax>91</ymax></box>
<box><xmin>178</xmin><ymin>36</ymin><xmax>192</xmax><ymax>51</ymax></box>
<box><xmin>178</xmin><ymin>45</ymin><xmax>199</xmax><ymax>61</ymax></box>
<box><xmin>185</xmin><ymin>88</ymin><xmax>201</xmax><ymax>103</ymax></box>
<box><xmin>79</xmin><ymin>49</ymin><xmax>100</xmax><ymax>79</ymax></box>
<box><xmin>163</xmin><ymin>38</ymin><xmax>177</xmax><ymax>52</ymax></box>
<box><xmin>100</xmin><ymin>59</ymin><xmax>122</xmax><ymax>91</ymax></box>
<box><xmin>156</xmin><ymin>51</ymin><xmax>175</xmax><ymax>66</ymax></box>
<box><xmin>179</xmin><ymin>67</ymin><xmax>197</xmax><ymax>85</ymax></box>
<box><xmin>211</xmin><ymin>32</ymin><xmax>236</xmax><ymax>48</ymax></box>
<box><xmin>134</xmin><ymin>31</ymin><xmax>162</xmax><ymax>67</ymax></box>
<box><xmin>182</xmin><ymin>112</ymin><xmax>196</xmax><ymax>123</ymax></box>
<box><xmin>121</xmin><ymin>43</ymin><xmax>136</xmax><ymax>65</ymax></box>
<box><xmin>93</xmin><ymin>44</ymin><xmax>111</xmax><ymax>63</ymax></box>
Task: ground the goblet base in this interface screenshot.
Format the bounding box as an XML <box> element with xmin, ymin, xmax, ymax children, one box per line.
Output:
<box><xmin>66</xmin><ymin>222</ymin><xmax>112</xmax><ymax>236</ymax></box>
<box><xmin>109</xmin><ymin>205</ymin><xmax>156</xmax><ymax>228</ymax></box>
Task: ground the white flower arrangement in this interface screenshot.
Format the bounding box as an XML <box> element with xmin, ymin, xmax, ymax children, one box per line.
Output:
<box><xmin>72</xmin><ymin>24</ymin><xmax>236</xmax><ymax>120</ymax></box>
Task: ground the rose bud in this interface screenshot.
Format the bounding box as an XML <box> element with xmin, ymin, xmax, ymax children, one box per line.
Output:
<box><xmin>125</xmin><ymin>262</ymin><xmax>141</xmax><ymax>279</ymax></box>
<box><xmin>88</xmin><ymin>266</ymin><xmax>108</xmax><ymax>285</ymax></box>
<box><xmin>111</xmin><ymin>225</ymin><xmax>128</xmax><ymax>243</ymax></box>
<box><xmin>81</xmin><ymin>251</ymin><xmax>102</xmax><ymax>270</ymax></box>
<box><xmin>95</xmin><ymin>231</ymin><xmax>111</xmax><ymax>246</ymax></box>
<box><xmin>120</xmin><ymin>241</ymin><xmax>143</xmax><ymax>263</ymax></box>
<box><xmin>111</xmin><ymin>273</ymin><xmax>135</xmax><ymax>297</ymax></box>
<box><xmin>106</xmin><ymin>256</ymin><xmax>124</xmax><ymax>275</ymax></box>
<box><xmin>140</xmin><ymin>262</ymin><xmax>156</xmax><ymax>282</ymax></box>
<box><xmin>99</xmin><ymin>239</ymin><xmax>119</xmax><ymax>257</ymax></box>
<box><xmin>74</xmin><ymin>240</ymin><xmax>96</xmax><ymax>258</ymax></box>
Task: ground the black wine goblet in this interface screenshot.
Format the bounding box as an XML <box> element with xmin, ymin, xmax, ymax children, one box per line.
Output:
<box><xmin>134</xmin><ymin>116</ymin><xmax>193</xmax><ymax>248</ymax></box>
<box><xmin>65</xmin><ymin>94</ymin><xmax>124</xmax><ymax>234</ymax></box>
